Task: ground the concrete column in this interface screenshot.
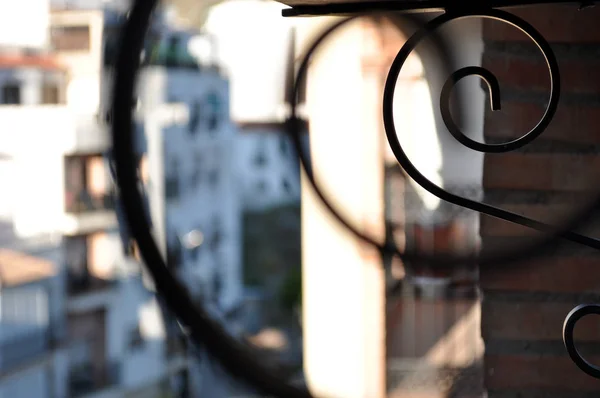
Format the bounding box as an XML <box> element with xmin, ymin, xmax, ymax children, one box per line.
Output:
<box><xmin>297</xmin><ymin>17</ymin><xmax>386</xmax><ymax>398</ymax></box>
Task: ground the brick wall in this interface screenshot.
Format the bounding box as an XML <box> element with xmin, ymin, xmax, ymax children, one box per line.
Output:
<box><xmin>480</xmin><ymin>4</ymin><xmax>600</xmax><ymax>396</ymax></box>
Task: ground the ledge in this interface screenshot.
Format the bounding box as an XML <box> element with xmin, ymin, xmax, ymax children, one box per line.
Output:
<box><xmin>276</xmin><ymin>0</ymin><xmax>583</xmax><ymax>17</ymax></box>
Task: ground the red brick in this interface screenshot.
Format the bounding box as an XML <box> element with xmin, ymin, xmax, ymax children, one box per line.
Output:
<box><xmin>482</xmin><ymin>301</ymin><xmax>600</xmax><ymax>341</ymax></box>
<box><xmin>485</xmin><ymin>101</ymin><xmax>600</xmax><ymax>144</ymax></box>
<box><xmin>480</xmin><ymin>4</ymin><xmax>600</xmax><ymax>395</ymax></box>
<box><xmin>482</xmin><ymin>54</ymin><xmax>600</xmax><ymax>95</ymax></box>
<box><xmin>485</xmin><ymin>355</ymin><xmax>600</xmax><ymax>390</ymax></box>
<box><xmin>480</xmin><ymin>256</ymin><xmax>600</xmax><ymax>293</ymax></box>
<box><xmin>483</xmin><ymin>154</ymin><xmax>600</xmax><ymax>191</ymax></box>
<box><xmin>480</xmin><ymin>204</ymin><xmax>600</xmax><ymax>237</ymax></box>
<box><xmin>483</xmin><ymin>5</ymin><xmax>600</xmax><ymax>43</ymax></box>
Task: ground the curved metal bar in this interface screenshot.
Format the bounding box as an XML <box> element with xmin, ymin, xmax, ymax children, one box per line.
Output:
<box><xmin>383</xmin><ymin>9</ymin><xmax>600</xmax><ymax>269</ymax></box>
<box><xmin>563</xmin><ymin>304</ymin><xmax>600</xmax><ymax>379</ymax></box>
<box><xmin>439</xmin><ymin>62</ymin><xmax>557</xmax><ymax>153</ymax></box>
<box><xmin>440</xmin><ymin>66</ymin><xmax>505</xmax><ymax>152</ymax></box>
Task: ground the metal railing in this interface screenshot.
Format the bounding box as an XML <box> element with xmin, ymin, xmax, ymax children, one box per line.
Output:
<box><xmin>65</xmin><ymin>191</ymin><xmax>116</xmax><ymax>214</ymax></box>
<box><xmin>109</xmin><ymin>0</ymin><xmax>600</xmax><ymax>396</ymax></box>
<box><xmin>0</xmin><ymin>327</ymin><xmax>50</xmax><ymax>372</ymax></box>
<box><xmin>69</xmin><ymin>361</ymin><xmax>121</xmax><ymax>397</ymax></box>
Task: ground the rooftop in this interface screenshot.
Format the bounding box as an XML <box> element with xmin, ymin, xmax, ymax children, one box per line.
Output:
<box><xmin>0</xmin><ymin>249</ymin><xmax>56</xmax><ymax>287</ymax></box>
<box><xmin>0</xmin><ymin>54</ymin><xmax>65</xmax><ymax>71</ymax></box>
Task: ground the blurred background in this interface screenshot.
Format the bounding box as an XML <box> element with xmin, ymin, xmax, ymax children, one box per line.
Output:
<box><xmin>0</xmin><ymin>0</ymin><xmax>599</xmax><ymax>397</ymax></box>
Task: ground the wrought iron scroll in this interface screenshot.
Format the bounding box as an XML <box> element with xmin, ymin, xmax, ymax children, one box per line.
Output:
<box><xmin>111</xmin><ymin>1</ymin><xmax>600</xmax><ymax>396</ymax></box>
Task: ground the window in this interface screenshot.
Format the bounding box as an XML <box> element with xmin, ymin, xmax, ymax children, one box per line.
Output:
<box><xmin>188</xmin><ymin>101</ymin><xmax>201</xmax><ymax>134</ymax></box>
<box><xmin>41</xmin><ymin>82</ymin><xmax>60</xmax><ymax>104</ymax></box>
<box><xmin>205</xmin><ymin>91</ymin><xmax>221</xmax><ymax>132</ymax></box>
<box><xmin>128</xmin><ymin>325</ymin><xmax>144</xmax><ymax>351</ymax></box>
<box><xmin>166</xmin><ymin>175</ymin><xmax>180</xmax><ymax>200</ymax></box>
<box><xmin>256</xmin><ymin>180</ymin><xmax>268</xmax><ymax>194</ymax></box>
<box><xmin>65</xmin><ymin>235</ymin><xmax>89</xmax><ymax>289</ymax></box>
<box><xmin>166</xmin><ymin>160</ymin><xmax>180</xmax><ymax>201</ymax></box>
<box><xmin>210</xmin><ymin>217</ymin><xmax>223</xmax><ymax>252</ymax></box>
<box><xmin>50</xmin><ymin>25</ymin><xmax>91</xmax><ymax>52</ymax></box>
<box><xmin>212</xmin><ymin>270</ymin><xmax>222</xmax><ymax>305</ymax></box>
<box><xmin>190</xmin><ymin>153</ymin><xmax>202</xmax><ymax>188</ymax></box>
<box><xmin>282</xmin><ymin>178</ymin><xmax>292</xmax><ymax>194</ymax></box>
<box><xmin>2</xmin><ymin>84</ymin><xmax>20</xmax><ymax>104</ymax></box>
<box><xmin>253</xmin><ymin>151</ymin><xmax>267</xmax><ymax>167</ymax></box>
<box><xmin>253</xmin><ymin>139</ymin><xmax>268</xmax><ymax>167</ymax></box>
<box><xmin>208</xmin><ymin>169</ymin><xmax>219</xmax><ymax>187</ymax></box>
<box><xmin>279</xmin><ymin>136</ymin><xmax>289</xmax><ymax>156</ymax></box>
<box><xmin>64</xmin><ymin>154</ymin><xmax>112</xmax><ymax>213</ymax></box>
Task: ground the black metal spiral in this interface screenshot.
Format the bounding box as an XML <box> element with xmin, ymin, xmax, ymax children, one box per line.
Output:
<box><xmin>284</xmin><ymin>7</ymin><xmax>600</xmax><ymax>381</ymax></box>
<box><xmin>111</xmin><ymin>1</ymin><xmax>600</xmax><ymax>395</ymax></box>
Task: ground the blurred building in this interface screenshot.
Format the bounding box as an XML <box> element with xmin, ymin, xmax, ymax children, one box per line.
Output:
<box><xmin>0</xmin><ymin>1</ymin><xmax>189</xmax><ymax>397</ymax></box>
<box><xmin>133</xmin><ymin>62</ymin><xmax>244</xmax><ymax>314</ymax></box>
<box><xmin>236</xmin><ymin>124</ymin><xmax>300</xmax><ymax>211</ymax></box>
<box><xmin>204</xmin><ymin>0</ymin><xmax>302</xmax><ymax>212</ymax></box>
<box><xmin>0</xmin><ymin>250</ymin><xmax>68</xmax><ymax>398</ymax></box>
<box><xmin>48</xmin><ymin>5</ymin><xmax>193</xmax><ymax>397</ymax></box>
<box><xmin>98</xmin><ymin>5</ymin><xmax>251</xmax><ymax>397</ymax></box>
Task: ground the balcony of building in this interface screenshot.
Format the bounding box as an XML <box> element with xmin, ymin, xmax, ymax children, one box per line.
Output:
<box><xmin>63</xmin><ymin>153</ymin><xmax>117</xmax><ymax>235</ymax></box>
<box><xmin>68</xmin><ymin>360</ymin><xmax>121</xmax><ymax>398</ymax></box>
<box><xmin>0</xmin><ymin>324</ymin><xmax>52</xmax><ymax>373</ymax></box>
<box><xmin>0</xmin><ymin>106</ymin><xmax>110</xmax><ymax>156</ymax></box>
<box><xmin>64</xmin><ymin>232</ymin><xmax>119</xmax><ymax>302</ymax></box>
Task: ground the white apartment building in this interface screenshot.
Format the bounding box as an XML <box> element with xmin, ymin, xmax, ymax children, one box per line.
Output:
<box><xmin>48</xmin><ymin>5</ymin><xmax>193</xmax><ymax>397</ymax></box>
<box><xmin>0</xmin><ymin>2</ymin><xmax>191</xmax><ymax>397</ymax></box>
<box><xmin>134</xmin><ymin>65</ymin><xmax>244</xmax><ymax>313</ymax></box>
<box><xmin>98</xmin><ymin>13</ymin><xmax>249</xmax><ymax>397</ymax></box>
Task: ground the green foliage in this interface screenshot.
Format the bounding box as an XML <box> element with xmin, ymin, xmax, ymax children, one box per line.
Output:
<box><xmin>242</xmin><ymin>204</ymin><xmax>301</xmax><ymax>288</ymax></box>
<box><xmin>242</xmin><ymin>203</ymin><xmax>302</xmax><ymax>316</ymax></box>
<box><xmin>279</xmin><ymin>266</ymin><xmax>302</xmax><ymax>312</ymax></box>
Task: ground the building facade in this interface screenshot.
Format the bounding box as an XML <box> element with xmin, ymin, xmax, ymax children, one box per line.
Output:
<box><xmin>0</xmin><ymin>250</ymin><xmax>69</xmax><ymax>398</ymax></box>
<box><xmin>0</xmin><ymin>2</ymin><xmax>192</xmax><ymax>397</ymax></box>
<box><xmin>135</xmin><ymin>64</ymin><xmax>244</xmax><ymax>313</ymax></box>
<box><xmin>236</xmin><ymin>124</ymin><xmax>300</xmax><ymax>211</ymax></box>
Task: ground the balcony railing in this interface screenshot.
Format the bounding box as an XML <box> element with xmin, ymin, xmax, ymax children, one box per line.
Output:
<box><xmin>67</xmin><ymin>274</ymin><xmax>114</xmax><ymax>297</ymax></box>
<box><xmin>166</xmin><ymin>335</ymin><xmax>187</xmax><ymax>358</ymax></box>
<box><xmin>69</xmin><ymin>361</ymin><xmax>121</xmax><ymax>397</ymax></box>
<box><xmin>65</xmin><ymin>191</ymin><xmax>115</xmax><ymax>214</ymax></box>
<box><xmin>0</xmin><ymin>326</ymin><xmax>50</xmax><ymax>372</ymax></box>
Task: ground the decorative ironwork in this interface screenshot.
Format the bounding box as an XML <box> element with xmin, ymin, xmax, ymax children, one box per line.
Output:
<box><xmin>110</xmin><ymin>0</ymin><xmax>600</xmax><ymax>395</ymax></box>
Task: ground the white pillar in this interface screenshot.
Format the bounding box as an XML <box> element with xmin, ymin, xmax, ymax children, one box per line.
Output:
<box><xmin>297</xmin><ymin>17</ymin><xmax>386</xmax><ymax>398</ymax></box>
